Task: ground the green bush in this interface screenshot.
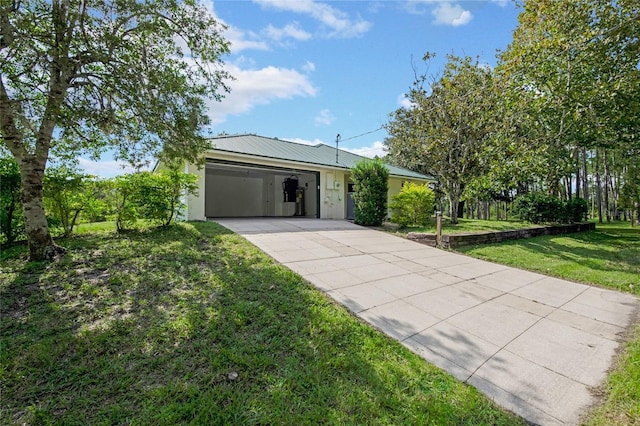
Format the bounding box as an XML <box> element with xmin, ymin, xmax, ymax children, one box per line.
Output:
<box><xmin>513</xmin><ymin>192</ymin><xmax>588</xmax><ymax>224</ymax></box>
<box><xmin>565</xmin><ymin>198</ymin><xmax>588</xmax><ymax>223</ymax></box>
<box><xmin>111</xmin><ymin>171</ymin><xmax>198</xmax><ymax>232</ymax></box>
<box><xmin>135</xmin><ymin>171</ymin><xmax>198</xmax><ymax>226</ymax></box>
<box><xmin>112</xmin><ymin>174</ymin><xmax>140</xmax><ymax>232</ymax></box>
<box><xmin>389</xmin><ymin>182</ymin><xmax>435</xmax><ymax>228</ymax></box>
<box><xmin>43</xmin><ymin>165</ymin><xmax>102</xmax><ymax>237</ymax></box>
<box><xmin>351</xmin><ymin>159</ymin><xmax>389</xmax><ymax>226</ymax></box>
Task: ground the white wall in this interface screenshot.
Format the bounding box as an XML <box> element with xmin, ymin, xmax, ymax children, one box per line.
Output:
<box><xmin>186</xmin><ymin>162</ymin><xmax>206</xmax><ymax>221</ymax></box>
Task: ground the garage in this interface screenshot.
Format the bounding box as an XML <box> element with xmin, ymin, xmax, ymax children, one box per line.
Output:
<box><xmin>205</xmin><ymin>160</ymin><xmax>320</xmax><ymax>218</ymax></box>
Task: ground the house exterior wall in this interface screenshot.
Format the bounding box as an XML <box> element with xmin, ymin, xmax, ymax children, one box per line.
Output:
<box><xmin>186</xmin><ymin>162</ymin><xmax>206</xmax><ymax>221</ymax></box>
<box><xmin>181</xmin><ymin>152</ymin><xmax>431</xmax><ymax>221</ymax></box>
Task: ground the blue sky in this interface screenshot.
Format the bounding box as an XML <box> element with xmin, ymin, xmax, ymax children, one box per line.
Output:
<box><xmin>80</xmin><ymin>0</ymin><xmax>522</xmax><ymax>177</ymax></box>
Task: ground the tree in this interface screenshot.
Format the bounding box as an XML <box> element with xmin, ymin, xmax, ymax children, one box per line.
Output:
<box><xmin>0</xmin><ymin>0</ymin><xmax>231</xmax><ymax>260</ymax></box>
<box><xmin>0</xmin><ymin>155</ymin><xmax>23</xmax><ymax>244</ymax></box>
<box><xmin>351</xmin><ymin>159</ymin><xmax>389</xmax><ymax>227</ymax></box>
<box><xmin>385</xmin><ymin>54</ymin><xmax>496</xmax><ymax>224</ymax></box>
<box><xmin>497</xmin><ymin>0</ymin><xmax>640</xmax><ymax>208</ymax></box>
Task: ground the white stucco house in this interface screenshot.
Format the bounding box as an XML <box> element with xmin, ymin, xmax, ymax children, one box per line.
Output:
<box><xmin>159</xmin><ymin>134</ymin><xmax>433</xmax><ymax>221</ymax></box>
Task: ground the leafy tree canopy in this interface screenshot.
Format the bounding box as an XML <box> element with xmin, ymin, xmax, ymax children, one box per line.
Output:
<box><xmin>385</xmin><ymin>54</ymin><xmax>496</xmax><ymax>223</ymax></box>
<box><xmin>0</xmin><ymin>0</ymin><xmax>231</xmax><ymax>259</ymax></box>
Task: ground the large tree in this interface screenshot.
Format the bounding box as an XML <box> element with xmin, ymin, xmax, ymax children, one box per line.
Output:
<box><xmin>497</xmin><ymin>0</ymin><xmax>640</xmax><ymax>204</ymax></box>
<box><xmin>385</xmin><ymin>54</ymin><xmax>497</xmax><ymax>223</ymax></box>
<box><xmin>0</xmin><ymin>0</ymin><xmax>231</xmax><ymax>260</ymax></box>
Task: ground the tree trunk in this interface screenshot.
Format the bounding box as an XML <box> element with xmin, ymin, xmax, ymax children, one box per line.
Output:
<box><xmin>582</xmin><ymin>147</ymin><xmax>589</xmax><ymax>213</ymax></box>
<box><xmin>457</xmin><ymin>200</ymin><xmax>465</xmax><ymax>219</ymax></box>
<box><xmin>604</xmin><ymin>150</ymin><xmax>610</xmax><ymax>223</ymax></box>
<box><xmin>447</xmin><ymin>187</ymin><xmax>462</xmax><ymax>224</ymax></box>
<box><xmin>575</xmin><ymin>148</ymin><xmax>580</xmax><ymax>199</ymax></box>
<box><xmin>596</xmin><ymin>150</ymin><xmax>603</xmax><ymax>223</ymax></box>
<box><xmin>19</xmin><ymin>157</ymin><xmax>65</xmax><ymax>260</ymax></box>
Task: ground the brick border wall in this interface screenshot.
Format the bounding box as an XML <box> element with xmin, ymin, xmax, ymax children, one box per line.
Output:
<box><xmin>407</xmin><ymin>222</ymin><xmax>596</xmax><ymax>249</ymax></box>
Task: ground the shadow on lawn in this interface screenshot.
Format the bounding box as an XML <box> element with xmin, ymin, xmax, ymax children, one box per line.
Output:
<box><xmin>0</xmin><ymin>222</ymin><xmax>519</xmax><ymax>425</ymax></box>
<box><xmin>459</xmin><ymin>226</ymin><xmax>639</xmax><ymax>293</ymax></box>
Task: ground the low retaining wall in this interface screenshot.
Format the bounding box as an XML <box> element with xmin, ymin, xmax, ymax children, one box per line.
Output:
<box><xmin>407</xmin><ymin>222</ymin><xmax>595</xmax><ymax>249</ymax></box>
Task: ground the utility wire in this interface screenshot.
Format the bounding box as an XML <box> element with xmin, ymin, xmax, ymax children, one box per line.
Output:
<box><xmin>340</xmin><ymin>126</ymin><xmax>384</xmax><ymax>142</ymax></box>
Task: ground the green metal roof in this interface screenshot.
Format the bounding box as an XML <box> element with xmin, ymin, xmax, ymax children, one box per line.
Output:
<box><xmin>208</xmin><ymin>134</ymin><xmax>432</xmax><ymax>180</ymax></box>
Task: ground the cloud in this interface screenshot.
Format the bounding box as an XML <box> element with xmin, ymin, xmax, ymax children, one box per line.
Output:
<box><xmin>491</xmin><ymin>0</ymin><xmax>509</xmax><ymax>6</ymax></box>
<box><xmin>397</xmin><ymin>93</ymin><xmax>415</xmax><ymax>109</ymax></box>
<box><xmin>209</xmin><ymin>63</ymin><xmax>317</xmax><ymax>123</ymax></box>
<box><xmin>432</xmin><ymin>2</ymin><xmax>473</xmax><ymax>26</ymax></box>
<box><xmin>403</xmin><ymin>1</ymin><xmax>472</xmax><ymax>27</ymax></box>
<box><xmin>302</xmin><ymin>60</ymin><xmax>316</xmax><ymax>72</ymax></box>
<box><xmin>283</xmin><ymin>137</ymin><xmax>325</xmax><ymax>146</ymax></box>
<box><xmin>253</xmin><ymin>0</ymin><xmax>371</xmax><ymax>38</ymax></box>
<box><xmin>225</xmin><ymin>26</ymin><xmax>270</xmax><ymax>52</ymax></box>
<box><xmin>343</xmin><ymin>141</ymin><xmax>387</xmax><ymax>158</ymax></box>
<box><xmin>314</xmin><ymin>109</ymin><xmax>336</xmax><ymax>126</ymax></box>
<box><xmin>194</xmin><ymin>0</ymin><xmax>269</xmax><ymax>53</ymax></box>
<box><xmin>265</xmin><ymin>23</ymin><xmax>312</xmax><ymax>41</ymax></box>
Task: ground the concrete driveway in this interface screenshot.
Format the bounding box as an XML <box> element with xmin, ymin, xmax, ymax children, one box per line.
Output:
<box><xmin>215</xmin><ymin>218</ymin><xmax>639</xmax><ymax>425</ymax></box>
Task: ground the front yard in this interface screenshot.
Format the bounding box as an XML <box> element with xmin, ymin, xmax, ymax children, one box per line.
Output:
<box><xmin>0</xmin><ymin>221</ymin><xmax>521</xmax><ymax>425</ymax></box>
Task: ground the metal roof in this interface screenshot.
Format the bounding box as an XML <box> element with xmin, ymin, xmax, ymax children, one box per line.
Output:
<box><xmin>207</xmin><ymin>134</ymin><xmax>432</xmax><ymax>180</ymax></box>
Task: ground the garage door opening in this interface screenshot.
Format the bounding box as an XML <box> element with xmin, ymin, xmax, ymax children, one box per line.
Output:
<box><xmin>205</xmin><ymin>161</ymin><xmax>320</xmax><ymax>218</ymax></box>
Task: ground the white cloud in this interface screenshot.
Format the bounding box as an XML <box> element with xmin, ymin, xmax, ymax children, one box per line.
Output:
<box><xmin>253</xmin><ymin>0</ymin><xmax>371</xmax><ymax>38</ymax></box>
<box><xmin>209</xmin><ymin>63</ymin><xmax>317</xmax><ymax>123</ymax></box>
<box><xmin>283</xmin><ymin>137</ymin><xmax>325</xmax><ymax>146</ymax></box>
<box><xmin>302</xmin><ymin>60</ymin><xmax>316</xmax><ymax>73</ymax></box>
<box><xmin>403</xmin><ymin>1</ymin><xmax>472</xmax><ymax>26</ymax></box>
<box><xmin>314</xmin><ymin>109</ymin><xmax>336</xmax><ymax>126</ymax></box>
<box><xmin>343</xmin><ymin>141</ymin><xmax>387</xmax><ymax>158</ymax></box>
<box><xmin>491</xmin><ymin>0</ymin><xmax>509</xmax><ymax>6</ymax></box>
<box><xmin>397</xmin><ymin>93</ymin><xmax>415</xmax><ymax>109</ymax></box>
<box><xmin>432</xmin><ymin>2</ymin><xmax>473</xmax><ymax>26</ymax></box>
<box><xmin>265</xmin><ymin>23</ymin><xmax>312</xmax><ymax>41</ymax></box>
<box><xmin>77</xmin><ymin>157</ymin><xmax>139</xmax><ymax>178</ymax></box>
<box><xmin>195</xmin><ymin>0</ymin><xmax>269</xmax><ymax>53</ymax></box>
<box><xmin>225</xmin><ymin>26</ymin><xmax>270</xmax><ymax>52</ymax></box>
<box><xmin>404</xmin><ymin>0</ymin><xmax>430</xmax><ymax>15</ymax></box>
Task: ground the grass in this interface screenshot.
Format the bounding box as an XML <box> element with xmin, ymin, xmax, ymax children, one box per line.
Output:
<box><xmin>585</xmin><ymin>324</ymin><xmax>640</xmax><ymax>426</ymax></box>
<box><xmin>455</xmin><ymin>221</ymin><xmax>640</xmax><ymax>425</ymax></box>
<box><xmin>0</xmin><ymin>221</ymin><xmax>522</xmax><ymax>425</ymax></box>
<box><xmin>388</xmin><ymin>218</ymin><xmax>542</xmax><ymax>235</ymax></box>
<box><xmin>456</xmin><ymin>221</ymin><xmax>640</xmax><ymax>294</ymax></box>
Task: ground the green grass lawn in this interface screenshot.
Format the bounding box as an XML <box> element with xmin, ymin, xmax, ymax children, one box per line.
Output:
<box><xmin>0</xmin><ymin>222</ymin><xmax>522</xmax><ymax>425</ymax></box>
<box><xmin>456</xmin><ymin>221</ymin><xmax>640</xmax><ymax>425</ymax></box>
<box><xmin>456</xmin><ymin>221</ymin><xmax>640</xmax><ymax>294</ymax></box>
<box><xmin>388</xmin><ymin>218</ymin><xmax>542</xmax><ymax>235</ymax></box>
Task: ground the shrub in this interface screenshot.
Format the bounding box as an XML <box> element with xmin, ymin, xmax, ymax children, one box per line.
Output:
<box><xmin>565</xmin><ymin>198</ymin><xmax>588</xmax><ymax>223</ymax></box>
<box><xmin>351</xmin><ymin>159</ymin><xmax>389</xmax><ymax>226</ymax></box>
<box><xmin>43</xmin><ymin>164</ymin><xmax>101</xmax><ymax>237</ymax></box>
<box><xmin>111</xmin><ymin>171</ymin><xmax>198</xmax><ymax>232</ymax></box>
<box><xmin>389</xmin><ymin>182</ymin><xmax>435</xmax><ymax>228</ymax></box>
<box><xmin>135</xmin><ymin>171</ymin><xmax>198</xmax><ymax>226</ymax></box>
<box><xmin>513</xmin><ymin>192</ymin><xmax>588</xmax><ymax>224</ymax></box>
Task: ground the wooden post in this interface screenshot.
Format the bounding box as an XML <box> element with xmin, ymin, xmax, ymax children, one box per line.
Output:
<box><xmin>436</xmin><ymin>211</ymin><xmax>442</xmax><ymax>247</ymax></box>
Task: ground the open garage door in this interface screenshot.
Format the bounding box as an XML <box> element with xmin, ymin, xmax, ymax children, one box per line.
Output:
<box><xmin>205</xmin><ymin>161</ymin><xmax>320</xmax><ymax>218</ymax></box>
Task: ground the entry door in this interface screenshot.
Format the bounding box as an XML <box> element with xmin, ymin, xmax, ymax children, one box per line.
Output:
<box><xmin>346</xmin><ymin>182</ymin><xmax>355</xmax><ymax>220</ymax></box>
